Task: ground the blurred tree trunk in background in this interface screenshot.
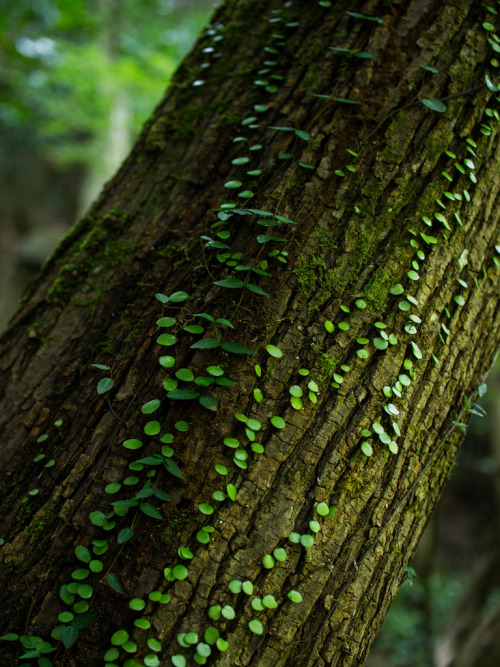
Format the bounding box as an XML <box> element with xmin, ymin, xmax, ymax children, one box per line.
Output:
<box><xmin>0</xmin><ymin>1</ymin><xmax>499</xmax><ymax>665</ymax></box>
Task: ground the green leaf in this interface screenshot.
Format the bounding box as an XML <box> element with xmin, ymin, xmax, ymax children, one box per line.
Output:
<box><xmin>144</xmin><ymin>421</ymin><xmax>161</xmax><ymax>435</ymax></box>
<box><xmin>198</xmin><ymin>503</ymin><xmax>214</xmax><ymax>515</ymax></box>
<box><xmin>167</xmin><ymin>390</ymin><xmax>201</xmax><ymax>400</ymax></box>
<box><xmin>361</xmin><ymin>441</ymin><xmax>373</xmax><ymax>456</ymax></box>
<box><xmin>373</xmin><ymin>338</ymin><xmax>388</xmax><ymax>350</ymax></box>
<box><xmin>111</xmin><ymin>629</ymin><xmax>129</xmax><ymax>646</ymax></box>
<box><xmin>300</xmin><ymin>534</ymin><xmax>314</xmax><ymax>548</ymax></box>
<box><xmin>157</xmin><ymin>334</ymin><xmax>177</xmax><ymax>346</ymax></box>
<box><xmin>62</xmin><ymin>625</ymin><xmax>79</xmax><ymax>649</ymax></box>
<box><xmin>199</xmin><ymin>395</ymin><xmax>219</xmax><ymax>411</ymax></box>
<box><xmin>422</xmin><ymin>98</ymin><xmax>447</xmax><ymax>112</ymax></box>
<box><xmin>221</xmin><ymin>341</ymin><xmax>254</xmax><ymax>354</ymax></box>
<box><xmin>266</xmin><ymin>344</ymin><xmax>282</xmax><ymax>358</ymax></box>
<box><xmin>163</xmin><ymin>458</ymin><xmax>184</xmax><ymax>479</ymax></box>
<box><xmin>183</xmin><ymin>325</ymin><xmax>204</xmax><ymax>334</ymax></box>
<box><xmin>224</xmin><ymin>180</ymin><xmax>243</xmax><ymax>189</ymax></box>
<box><xmin>295</xmin><ymin>129</ymin><xmax>310</xmax><ymax>140</ymax></box>
<box><xmin>123</xmin><ymin>438</ymin><xmax>143</xmax><ymax>450</ymax></box>
<box><xmin>111</xmin><ymin>499</ymin><xmax>138</xmax><ymax>508</ymax></box>
<box><xmin>257</xmin><ymin>234</ymin><xmax>287</xmax><ymax>243</ymax></box>
<box><xmin>190</xmin><ymin>338</ymin><xmax>220</xmax><ymax>349</ymax></box>
<box><xmin>159</xmin><ymin>355</ymin><xmax>176</xmax><ymax>368</ymax></box>
<box><xmin>206</xmin><ymin>365</ymin><xmax>224</xmax><ymax>376</ymax></box>
<box><xmin>169</xmin><ymin>291</ymin><xmax>189</xmax><ymax>303</ymax></box>
<box><xmin>117</xmin><ymin>527</ymin><xmax>134</xmax><ymax>544</ymax></box>
<box><xmin>156</xmin><ymin>317</ymin><xmax>176</xmax><ymax>327</ymax></box>
<box><xmin>246</xmin><ymin>283</ymin><xmax>269</xmax><ymax>296</ymax></box>
<box><xmin>91</xmin><ymin>363</ymin><xmax>110</xmax><ymax>371</ymax></box>
<box><xmin>175</xmin><ymin>368</ymin><xmax>195</xmax><ymax>382</ymax></box>
<box><xmin>71</xmin><ymin>610</ymin><xmax>96</xmax><ymax>629</ymax></box>
<box><xmin>75</xmin><ymin>546</ymin><xmax>91</xmax><ymax>563</ymax></box>
<box><xmin>97</xmin><ymin>378</ymin><xmax>114</xmax><ymax>395</ymax></box>
<box><xmin>271</xmin><ymin>416</ymin><xmax>286</xmax><ymax>429</ymax></box>
<box><xmin>215</xmin><ymin>317</ymin><xmax>234</xmax><ymax>328</ymax></box>
<box><xmin>107</xmin><ymin>573</ymin><xmax>124</xmax><ymax>594</ymax></box>
<box><xmin>140</xmin><ymin>503</ymin><xmax>162</xmax><ymax>520</ymax></box>
<box><xmin>346</xmin><ymin>10</ymin><xmax>383</xmax><ymax>22</ymax></box>
<box><xmin>214</xmin><ymin>278</ymin><xmax>244</xmax><ymax>288</ymax></box>
<box><xmin>172</xmin><ymin>655</ymin><xmax>187</xmax><ymax>667</ymax></box>
<box><xmin>287</xmin><ymin>590</ymin><xmax>303</xmax><ymax>603</ymax></box>
<box><xmin>141</xmin><ymin>399</ymin><xmax>161</xmax><ymax>414</ymax></box>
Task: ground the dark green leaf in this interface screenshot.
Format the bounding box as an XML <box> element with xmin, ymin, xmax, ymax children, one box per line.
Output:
<box><xmin>167</xmin><ymin>390</ymin><xmax>201</xmax><ymax>400</ymax></box>
<box><xmin>97</xmin><ymin>378</ymin><xmax>114</xmax><ymax>395</ymax></box>
<box><xmin>164</xmin><ymin>458</ymin><xmax>184</xmax><ymax>480</ymax></box>
<box><xmin>334</xmin><ymin>97</ymin><xmax>360</xmax><ymax>104</ymax></box>
<box><xmin>256</xmin><ymin>235</ymin><xmax>286</xmax><ymax>244</ymax></box>
<box><xmin>71</xmin><ymin>610</ymin><xmax>96</xmax><ymax>630</ymax></box>
<box><xmin>295</xmin><ymin>129</ymin><xmax>310</xmax><ymax>140</ymax></box>
<box><xmin>111</xmin><ymin>499</ymin><xmax>139</xmax><ymax>508</ymax></box>
<box><xmin>117</xmin><ymin>527</ymin><xmax>134</xmax><ymax>544</ymax></box>
<box><xmin>215</xmin><ymin>318</ymin><xmax>234</xmax><ymax>328</ymax></box>
<box><xmin>221</xmin><ymin>341</ymin><xmax>254</xmax><ymax>354</ymax></box>
<box><xmin>190</xmin><ymin>338</ymin><xmax>220</xmax><ymax>350</ymax></box>
<box><xmin>107</xmin><ymin>573</ymin><xmax>124</xmax><ymax>594</ymax></box>
<box><xmin>169</xmin><ymin>291</ymin><xmax>189</xmax><ymax>303</ymax></box>
<box><xmin>62</xmin><ymin>626</ymin><xmax>79</xmax><ymax>649</ymax></box>
<box><xmin>214</xmin><ymin>278</ymin><xmax>244</xmax><ymax>288</ymax></box>
<box><xmin>346</xmin><ymin>11</ymin><xmax>383</xmax><ymax>23</ymax></box>
<box><xmin>153</xmin><ymin>488</ymin><xmax>172</xmax><ymax>501</ymax></box>
<box><xmin>422</xmin><ymin>98</ymin><xmax>447</xmax><ymax>112</ymax></box>
<box><xmin>140</xmin><ymin>504</ymin><xmax>162</xmax><ymax>520</ymax></box>
<box><xmin>157</xmin><ymin>334</ymin><xmax>177</xmax><ymax>346</ymax></box>
<box><xmin>246</xmin><ymin>283</ymin><xmax>269</xmax><ymax>296</ymax></box>
<box><xmin>199</xmin><ymin>395</ymin><xmax>219</xmax><ymax>411</ymax></box>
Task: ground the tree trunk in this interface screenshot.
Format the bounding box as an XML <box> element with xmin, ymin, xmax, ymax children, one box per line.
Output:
<box><xmin>1</xmin><ymin>1</ymin><xmax>499</xmax><ymax>665</ymax></box>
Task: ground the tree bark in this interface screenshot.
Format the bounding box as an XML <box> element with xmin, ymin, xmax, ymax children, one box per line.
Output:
<box><xmin>1</xmin><ymin>1</ymin><xmax>499</xmax><ymax>665</ymax></box>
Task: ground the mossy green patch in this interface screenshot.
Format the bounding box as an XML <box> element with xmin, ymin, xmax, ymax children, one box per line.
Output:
<box><xmin>295</xmin><ymin>254</ymin><xmax>326</xmax><ymax>299</ymax></box>
<box><xmin>315</xmin><ymin>353</ymin><xmax>340</xmax><ymax>385</ymax></box>
<box><xmin>364</xmin><ymin>268</ymin><xmax>392</xmax><ymax>312</ymax></box>
<box><xmin>46</xmin><ymin>211</ymin><xmax>137</xmax><ymax>307</ymax></box>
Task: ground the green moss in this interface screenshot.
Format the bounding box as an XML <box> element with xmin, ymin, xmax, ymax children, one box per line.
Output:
<box><xmin>25</xmin><ymin>502</ymin><xmax>58</xmax><ymax>539</ymax></box>
<box><xmin>364</xmin><ymin>268</ymin><xmax>391</xmax><ymax>312</ymax></box>
<box><xmin>46</xmin><ymin>211</ymin><xmax>137</xmax><ymax>307</ymax></box>
<box><xmin>314</xmin><ymin>353</ymin><xmax>340</xmax><ymax>385</ymax></box>
<box><xmin>295</xmin><ymin>254</ymin><xmax>326</xmax><ymax>299</ymax></box>
<box><xmin>158</xmin><ymin>508</ymin><xmax>197</xmax><ymax>544</ymax></box>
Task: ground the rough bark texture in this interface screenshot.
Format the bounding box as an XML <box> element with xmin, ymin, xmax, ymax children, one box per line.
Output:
<box><xmin>1</xmin><ymin>1</ymin><xmax>499</xmax><ymax>666</ymax></box>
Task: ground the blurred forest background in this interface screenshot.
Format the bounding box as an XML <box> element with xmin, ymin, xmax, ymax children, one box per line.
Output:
<box><xmin>0</xmin><ymin>2</ymin><xmax>499</xmax><ymax>665</ymax></box>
